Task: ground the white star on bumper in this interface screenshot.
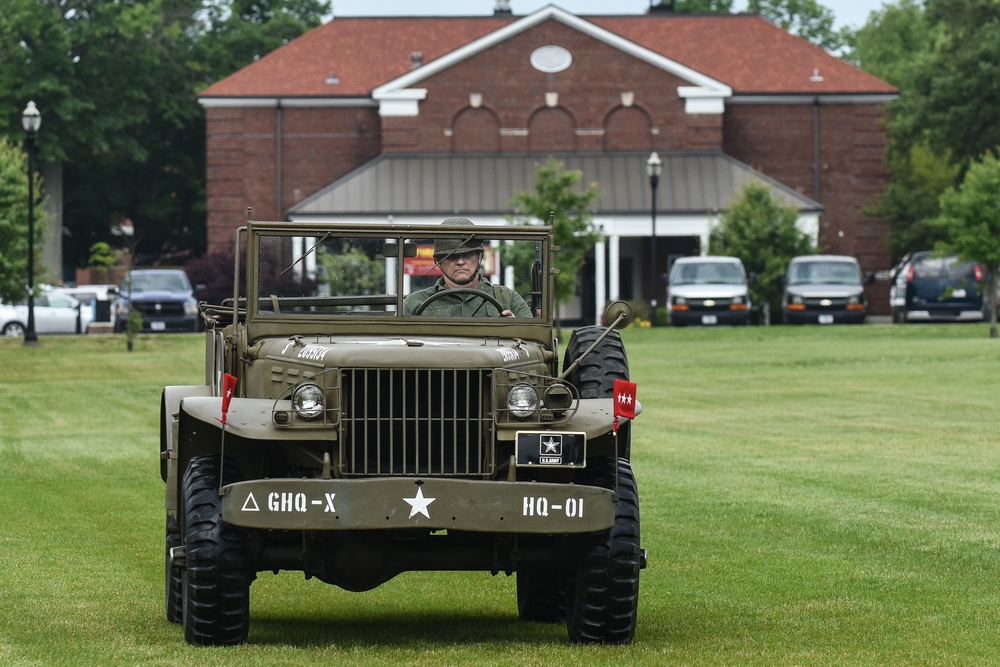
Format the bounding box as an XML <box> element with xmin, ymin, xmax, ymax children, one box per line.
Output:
<box><xmin>403</xmin><ymin>487</ymin><xmax>436</xmax><ymax>519</ymax></box>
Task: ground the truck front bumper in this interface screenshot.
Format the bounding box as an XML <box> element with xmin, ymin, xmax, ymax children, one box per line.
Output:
<box><xmin>221</xmin><ymin>477</ymin><xmax>615</xmax><ymax>534</ymax></box>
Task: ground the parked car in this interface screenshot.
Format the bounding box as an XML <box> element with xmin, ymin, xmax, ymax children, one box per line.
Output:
<box><xmin>782</xmin><ymin>255</ymin><xmax>872</xmax><ymax>324</ymax></box>
<box><xmin>666</xmin><ymin>256</ymin><xmax>751</xmax><ymax>326</ymax></box>
<box><xmin>890</xmin><ymin>251</ymin><xmax>985</xmax><ymax>323</ymax></box>
<box><xmin>0</xmin><ymin>290</ymin><xmax>85</xmax><ymax>337</ymax></box>
<box><xmin>113</xmin><ymin>269</ymin><xmax>201</xmax><ymax>333</ymax></box>
<box><xmin>48</xmin><ymin>284</ymin><xmax>118</xmax><ymax>331</ymax></box>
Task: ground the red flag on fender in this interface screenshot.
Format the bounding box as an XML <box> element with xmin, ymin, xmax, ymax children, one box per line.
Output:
<box><xmin>613</xmin><ymin>378</ymin><xmax>637</xmax><ymax>433</ymax></box>
<box><xmin>220</xmin><ymin>373</ymin><xmax>237</xmax><ymax>425</ymax></box>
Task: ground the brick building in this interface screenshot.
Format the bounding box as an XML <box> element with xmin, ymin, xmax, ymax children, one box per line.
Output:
<box><xmin>199</xmin><ymin>5</ymin><xmax>897</xmax><ymax>322</ymax></box>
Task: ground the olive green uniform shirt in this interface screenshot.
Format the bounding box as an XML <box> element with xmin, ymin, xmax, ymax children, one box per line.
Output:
<box><xmin>403</xmin><ymin>276</ymin><xmax>533</xmax><ymax>318</ymax></box>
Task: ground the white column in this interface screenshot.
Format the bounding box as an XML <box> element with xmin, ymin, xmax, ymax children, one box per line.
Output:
<box><xmin>594</xmin><ymin>236</ymin><xmax>606</xmax><ymax>325</ymax></box>
<box><xmin>608</xmin><ymin>233</ymin><xmax>621</xmax><ymax>301</ymax></box>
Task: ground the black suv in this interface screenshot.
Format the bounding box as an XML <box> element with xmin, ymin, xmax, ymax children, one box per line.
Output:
<box><xmin>114</xmin><ymin>269</ymin><xmax>201</xmax><ymax>333</ymax></box>
<box><xmin>890</xmin><ymin>252</ymin><xmax>985</xmax><ymax>323</ymax></box>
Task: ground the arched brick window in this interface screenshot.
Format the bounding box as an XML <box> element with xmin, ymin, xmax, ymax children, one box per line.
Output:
<box><xmin>528</xmin><ymin>107</ymin><xmax>576</xmax><ymax>152</ymax></box>
<box><xmin>452</xmin><ymin>107</ymin><xmax>500</xmax><ymax>153</ymax></box>
<box><xmin>603</xmin><ymin>106</ymin><xmax>652</xmax><ymax>151</ymax></box>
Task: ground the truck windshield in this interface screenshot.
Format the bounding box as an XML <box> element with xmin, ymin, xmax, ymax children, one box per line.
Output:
<box><xmin>788</xmin><ymin>261</ymin><xmax>861</xmax><ymax>286</ymax></box>
<box><xmin>671</xmin><ymin>262</ymin><xmax>745</xmax><ymax>285</ymax></box>
<box><xmin>251</xmin><ymin>227</ymin><xmax>547</xmax><ymax>320</ymax></box>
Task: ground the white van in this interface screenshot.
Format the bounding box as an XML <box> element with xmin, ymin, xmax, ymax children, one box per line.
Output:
<box><xmin>666</xmin><ymin>256</ymin><xmax>751</xmax><ymax>326</ymax></box>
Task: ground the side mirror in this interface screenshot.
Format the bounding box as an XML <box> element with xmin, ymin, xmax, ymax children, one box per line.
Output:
<box><xmin>604</xmin><ymin>300</ymin><xmax>633</xmax><ymax>330</ymax></box>
<box><xmin>864</xmin><ymin>272</ymin><xmax>875</xmax><ymax>285</ymax></box>
<box><xmin>747</xmin><ymin>272</ymin><xmax>757</xmax><ymax>284</ymax></box>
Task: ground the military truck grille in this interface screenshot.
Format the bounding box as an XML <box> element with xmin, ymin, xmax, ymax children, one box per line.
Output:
<box><xmin>340</xmin><ymin>368</ymin><xmax>494</xmax><ymax>478</ymax></box>
<box><xmin>134</xmin><ymin>301</ymin><xmax>185</xmax><ymax>317</ymax></box>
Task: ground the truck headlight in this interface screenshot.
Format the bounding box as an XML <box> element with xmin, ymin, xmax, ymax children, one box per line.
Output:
<box><xmin>292</xmin><ymin>383</ymin><xmax>325</xmax><ymax>419</ymax></box>
<box><xmin>507</xmin><ymin>384</ymin><xmax>538</xmax><ymax>418</ymax></box>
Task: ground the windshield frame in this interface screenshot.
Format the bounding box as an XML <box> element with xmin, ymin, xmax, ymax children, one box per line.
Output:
<box><xmin>237</xmin><ymin>220</ymin><xmax>555</xmax><ymax>338</ymax></box>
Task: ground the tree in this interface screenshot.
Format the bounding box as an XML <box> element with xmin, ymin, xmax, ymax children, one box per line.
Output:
<box><xmin>0</xmin><ymin>138</ymin><xmax>44</xmax><ymax>304</ymax></box>
<box><xmin>0</xmin><ymin>0</ymin><xmax>328</xmax><ymax>276</ymax></box>
<box><xmin>508</xmin><ymin>158</ymin><xmax>602</xmax><ymax>326</ymax></box>
<box><xmin>747</xmin><ymin>0</ymin><xmax>844</xmax><ymax>52</ymax></box>
<box><xmin>847</xmin><ymin>0</ymin><xmax>934</xmax><ymax>86</ymax></box>
<box><xmin>892</xmin><ymin>0</ymin><xmax>1000</xmax><ymax>168</ymax></box>
<box><xmin>650</xmin><ymin>0</ymin><xmax>734</xmax><ymax>12</ymax></box>
<box><xmin>870</xmin><ymin>141</ymin><xmax>959</xmax><ymax>261</ymax></box>
<box><xmin>936</xmin><ymin>151</ymin><xmax>1000</xmax><ymax>338</ymax></box>
<box><xmin>708</xmin><ymin>183</ymin><xmax>815</xmax><ymax>323</ymax></box>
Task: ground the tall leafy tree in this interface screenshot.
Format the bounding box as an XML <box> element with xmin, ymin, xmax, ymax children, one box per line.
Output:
<box><xmin>0</xmin><ymin>0</ymin><xmax>328</xmax><ymax>279</ymax></box>
<box><xmin>508</xmin><ymin>158</ymin><xmax>602</xmax><ymax>325</ymax></box>
<box><xmin>708</xmin><ymin>183</ymin><xmax>815</xmax><ymax>323</ymax></box>
<box><xmin>936</xmin><ymin>151</ymin><xmax>1000</xmax><ymax>338</ymax></box>
<box><xmin>895</xmin><ymin>0</ymin><xmax>1000</xmax><ymax>167</ymax></box>
<box><xmin>0</xmin><ymin>138</ymin><xmax>45</xmax><ymax>303</ymax></box>
<box><xmin>747</xmin><ymin>0</ymin><xmax>844</xmax><ymax>51</ymax></box>
<box><xmin>650</xmin><ymin>0</ymin><xmax>735</xmax><ymax>12</ymax></box>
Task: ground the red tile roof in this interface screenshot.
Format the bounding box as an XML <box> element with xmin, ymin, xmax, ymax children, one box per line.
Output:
<box><xmin>200</xmin><ymin>13</ymin><xmax>895</xmax><ymax>99</ymax></box>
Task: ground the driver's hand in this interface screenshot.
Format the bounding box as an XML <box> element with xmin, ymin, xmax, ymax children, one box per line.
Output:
<box><xmin>501</xmin><ymin>309</ymin><xmax>515</xmax><ymax>318</ymax></box>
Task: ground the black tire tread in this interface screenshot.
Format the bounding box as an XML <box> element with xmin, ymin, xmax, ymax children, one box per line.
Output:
<box><xmin>182</xmin><ymin>455</ymin><xmax>251</xmax><ymax>646</ymax></box>
<box><xmin>566</xmin><ymin>457</ymin><xmax>641</xmax><ymax>644</ymax></box>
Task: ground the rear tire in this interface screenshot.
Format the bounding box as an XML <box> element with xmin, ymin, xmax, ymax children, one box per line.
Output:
<box><xmin>517</xmin><ymin>565</ymin><xmax>566</xmax><ymax>623</ymax></box>
<box><xmin>165</xmin><ymin>518</ymin><xmax>183</xmax><ymax>624</ymax></box>
<box><xmin>566</xmin><ymin>457</ymin><xmax>641</xmax><ymax>644</ymax></box>
<box><xmin>181</xmin><ymin>455</ymin><xmax>251</xmax><ymax>646</ymax></box>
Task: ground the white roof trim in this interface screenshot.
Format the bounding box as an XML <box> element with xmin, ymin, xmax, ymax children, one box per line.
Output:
<box><xmin>729</xmin><ymin>94</ymin><xmax>898</xmax><ymax>105</ymax></box>
<box><xmin>199</xmin><ymin>97</ymin><xmax>378</xmax><ymax>109</ymax></box>
<box><xmin>371</xmin><ymin>4</ymin><xmax>731</xmax><ymax>102</ymax></box>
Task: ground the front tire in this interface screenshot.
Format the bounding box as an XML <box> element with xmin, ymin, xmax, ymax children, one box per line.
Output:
<box><xmin>563</xmin><ymin>326</ymin><xmax>632</xmax><ymax>459</ymax></box>
<box><xmin>181</xmin><ymin>455</ymin><xmax>251</xmax><ymax>646</ymax></box>
<box><xmin>566</xmin><ymin>457</ymin><xmax>642</xmax><ymax>644</ymax></box>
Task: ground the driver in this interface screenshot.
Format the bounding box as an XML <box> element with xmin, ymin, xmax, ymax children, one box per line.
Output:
<box><xmin>403</xmin><ymin>218</ymin><xmax>533</xmax><ymax>318</ymax></box>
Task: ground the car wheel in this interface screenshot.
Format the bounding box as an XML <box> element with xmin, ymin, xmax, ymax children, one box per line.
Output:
<box><xmin>565</xmin><ymin>457</ymin><xmax>642</xmax><ymax>644</ymax></box>
<box><xmin>181</xmin><ymin>455</ymin><xmax>251</xmax><ymax>646</ymax></box>
<box><xmin>2</xmin><ymin>322</ymin><xmax>25</xmax><ymax>337</ymax></box>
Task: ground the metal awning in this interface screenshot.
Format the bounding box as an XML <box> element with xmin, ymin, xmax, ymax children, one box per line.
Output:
<box><xmin>288</xmin><ymin>151</ymin><xmax>822</xmax><ymax>217</ymax></box>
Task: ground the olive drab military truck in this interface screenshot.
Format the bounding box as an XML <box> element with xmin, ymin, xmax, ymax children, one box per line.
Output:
<box><xmin>160</xmin><ymin>217</ymin><xmax>645</xmax><ymax>646</ymax></box>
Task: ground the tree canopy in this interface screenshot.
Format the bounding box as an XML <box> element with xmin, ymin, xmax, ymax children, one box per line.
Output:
<box><xmin>0</xmin><ymin>0</ymin><xmax>328</xmax><ymax>283</ymax></box>
<box><xmin>936</xmin><ymin>151</ymin><xmax>1000</xmax><ymax>337</ymax></box>
<box><xmin>708</xmin><ymin>183</ymin><xmax>815</xmax><ymax>323</ymax></box>
<box><xmin>0</xmin><ymin>138</ymin><xmax>45</xmax><ymax>303</ymax></box>
<box><xmin>507</xmin><ymin>158</ymin><xmax>602</xmax><ymax>322</ymax></box>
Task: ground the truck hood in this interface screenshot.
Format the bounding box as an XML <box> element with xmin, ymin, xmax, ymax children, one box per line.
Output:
<box><xmin>129</xmin><ymin>289</ymin><xmax>194</xmax><ymax>302</ymax></box>
<box><xmin>253</xmin><ymin>335</ymin><xmax>548</xmax><ymax>370</ymax></box>
<box><xmin>668</xmin><ymin>284</ymin><xmax>748</xmax><ymax>299</ymax></box>
<box><xmin>785</xmin><ymin>284</ymin><xmax>863</xmax><ymax>298</ymax></box>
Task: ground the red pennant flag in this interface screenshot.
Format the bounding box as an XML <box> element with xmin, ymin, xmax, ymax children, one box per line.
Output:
<box><xmin>220</xmin><ymin>373</ymin><xmax>237</xmax><ymax>425</ymax></box>
<box><xmin>613</xmin><ymin>378</ymin><xmax>638</xmax><ymax>421</ymax></box>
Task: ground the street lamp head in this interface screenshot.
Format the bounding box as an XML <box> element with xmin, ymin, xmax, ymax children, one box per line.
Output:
<box><xmin>646</xmin><ymin>151</ymin><xmax>662</xmax><ymax>182</ymax></box>
<box><xmin>646</xmin><ymin>151</ymin><xmax>662</xmax><ymax>177</ymax></box>
<box><xmin>22</xmin><ymin>101</ymin><xmax>41</xmax><ymax>136</ymax></box>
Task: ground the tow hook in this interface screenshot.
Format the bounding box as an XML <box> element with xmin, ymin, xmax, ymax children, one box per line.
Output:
<box><xmin>169</xmin><ymin>545</ymin><xmax>187</xmax><ymax>569</ymax></box>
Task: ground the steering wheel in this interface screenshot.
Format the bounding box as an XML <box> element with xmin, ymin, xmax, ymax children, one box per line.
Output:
<box><xmin>413</xmin><ymin>288</ymin><xmax>506</xmax><ymax>316</ymax></box>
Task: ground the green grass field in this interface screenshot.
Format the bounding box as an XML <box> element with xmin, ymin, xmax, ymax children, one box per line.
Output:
<box><xmin>1</xmin><ymin>324</ymin><xmax>999</xmax><ymax>666</ymax></box>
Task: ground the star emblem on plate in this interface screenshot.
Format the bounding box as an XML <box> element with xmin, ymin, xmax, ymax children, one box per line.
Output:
<box><xmin>403</xmin><ymin>486</ymin><xmax>436</xmax><ymax>519</ymax></box>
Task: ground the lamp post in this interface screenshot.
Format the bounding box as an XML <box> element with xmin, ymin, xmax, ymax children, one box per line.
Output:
<box><xmin>22</xmin><ymin>101</ymin><xmax>41</xmax><ymax>346</ymax></box>
<box><xmin>646</xmin><ymin>151</ymin><xmax>662</xmax><ymax>326</ymax></box>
